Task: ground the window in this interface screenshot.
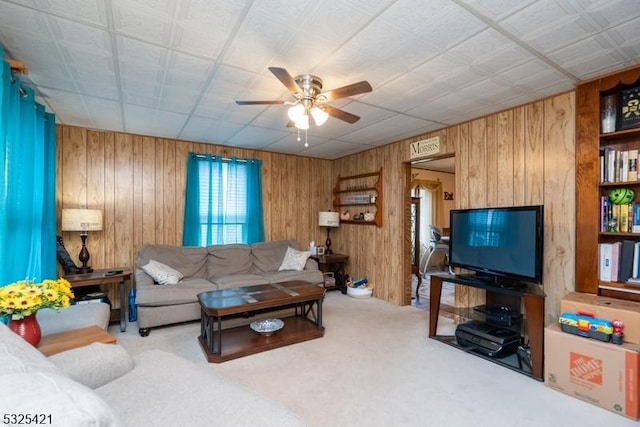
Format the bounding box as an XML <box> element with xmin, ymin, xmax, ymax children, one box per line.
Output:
<box><xmin>183</xmin><ymin>153</ymin><xmax>265</xmax><ymax>246</ymax></box>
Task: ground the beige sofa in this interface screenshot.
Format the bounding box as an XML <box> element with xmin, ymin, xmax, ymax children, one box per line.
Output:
<box><xmin>135</xmin><ymin>239</ymin><xmax>323</xmax><ymax>336</ymax></box>
<box><xmin>0</xmin><ymin>323</ymin><xmax>304</xmax><ymax>427</ymax></box>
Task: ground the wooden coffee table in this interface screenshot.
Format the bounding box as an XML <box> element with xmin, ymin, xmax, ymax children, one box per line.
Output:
<box><xmin>38</xmin><ymin>326</ymin><xmax>117</xmax><ymax>357</ymax></box>
<box><xmin>197</xmin><ymin>281</ymin><xmax>325</xmax><ymax>363</ymax></box>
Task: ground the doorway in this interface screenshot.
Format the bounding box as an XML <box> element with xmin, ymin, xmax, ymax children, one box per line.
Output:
<box><xmin>408</xmin><ymin>155</ymin><xmax>455</xmax><ymax>308</ymax></box>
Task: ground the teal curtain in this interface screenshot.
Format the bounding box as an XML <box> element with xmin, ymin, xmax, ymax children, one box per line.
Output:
<box><xmin>183</xmin><ymin>152</ymin><xmax>265</xmax><ymax>246</ymax></box>
<box><xmin>0</xmin><ymin>48</ymin><xmax>57</xmax><ymax>284</ymax></box>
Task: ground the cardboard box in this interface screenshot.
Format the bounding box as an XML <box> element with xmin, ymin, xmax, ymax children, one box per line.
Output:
<box><xmin>545</xmin><ymin>324</ymin><xmax>640</xmax><ymax>420</ymax></box>
<box><xmin>560</xmin><ymin>292</ymin><xmax>640</xmax><ymax>344</ymax></box>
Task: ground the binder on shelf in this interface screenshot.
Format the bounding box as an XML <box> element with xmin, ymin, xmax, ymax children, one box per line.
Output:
<box><xmin>599</xmin><ymin>243</ymin><xmax>613</xmax><ymax>281</ymax></box>
<box><xmin>611</xmin><ymin>241</ymin><xmax>621</xmax><ymax>282</ymax></box>
<box><xmin>619</xmin><ymin>240</ymin><xmax>636</xmax><ymax>283</ymax></box>
<box><xmin>633</xmin><ymin>242</ymin><xmax>640</xmax><ymax>279</ymax></box>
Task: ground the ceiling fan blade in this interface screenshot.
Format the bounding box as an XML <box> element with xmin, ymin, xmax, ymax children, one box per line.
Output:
<box><xmin>235</xmin><ymin>100</ymin><xmax>286</xmax><ymax>105</ymax></box>
<box><xmin>286</xmin><ymin>120</ymin><xmax>295</xmax><ymax>127</ymax></box>
<box><xmin>320</xmin><ymin>81</ymin><xmax>372</xmax><ymax>101</ymax></box>
<box><xmin>268</xmin><ymin>67</ymin><xmax>301</xmax><ymax>94</ymax></box>
<box><xmin>323</xmin><ymin>104</ymin><xmax>361</xmax><ymax>124</ymax></box>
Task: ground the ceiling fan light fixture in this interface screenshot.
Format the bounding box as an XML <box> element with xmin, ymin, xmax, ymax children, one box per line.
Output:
<box><xmin>288</xmin><ymin>104</ymin><xmax>305</xmax><ymax>122</ymax></box>
<box><xmin>295</xmin><ymin>114</ymin><xmax>309</xmax><ymax>130</ymax></box>
<box><xmin>311</xmin><ymin>107</ymin><xmax>329</xmax><ymax>126</ymax></box>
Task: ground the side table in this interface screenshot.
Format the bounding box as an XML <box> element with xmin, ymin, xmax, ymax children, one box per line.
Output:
<box><xmin>311</xmin><ymin>253</ymin><xmax>349</xmax><ymax>294</ymax></box>
<box><xmin>64</xmin><ymin>268</ymin><xmax>132</xmax><ymax>332</ymax></box>
<box><xmin>38</xmin><ymin>325</ymin><xmax>117</xmax><ymax>357</ymax></box>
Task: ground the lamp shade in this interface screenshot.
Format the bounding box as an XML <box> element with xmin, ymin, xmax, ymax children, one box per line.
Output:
<box><xmin>311</xmin><ymin>107</ymin><xmax>329</xmax><ymax>126</ymax></box>
<box><xmin>318</xmin><ymin>211</ymin><xmax>339</xmax><ymax>227</ymax></box>
<box><xmin>61</xmin><ymin>209</ymin><xmax>103</xmax><ymax>232</ymax></box>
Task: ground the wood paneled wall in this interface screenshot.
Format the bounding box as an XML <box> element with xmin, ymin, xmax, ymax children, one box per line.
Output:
<box><xmin>56</xmin><ymin>91</ymin><xmax>576</xmax><ymax>321</ymax></box>
<box><xmin>331</xmin><ymin>92</ymin><xmax>576</xmax><ymax>323</ymax></box>
<box><xmin>55</xmin><ymin>126</ymin><xmax>333</xmax><ymax>288</ymax></box>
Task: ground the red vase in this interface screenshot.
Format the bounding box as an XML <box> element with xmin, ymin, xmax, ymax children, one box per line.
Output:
<box><xmin>8</xmin><ymin>314</ymin><xmax>42</xmax><ymax>347</ymax></box>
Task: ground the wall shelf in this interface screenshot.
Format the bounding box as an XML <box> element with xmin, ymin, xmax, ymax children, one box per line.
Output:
<box><xmin>333</xmin><ymin>168</ymin><xmax>382</xmax><ymax>227</ymax></box>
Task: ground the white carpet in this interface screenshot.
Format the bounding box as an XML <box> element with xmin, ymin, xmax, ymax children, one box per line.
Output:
<box><xmin>110</xmin><ymin>292</ymin><xmax>636</xmax><ymax>427</ymax></box>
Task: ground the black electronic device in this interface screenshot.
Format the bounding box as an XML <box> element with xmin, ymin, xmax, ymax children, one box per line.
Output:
<box><xmin>455</xmin><ymin>320</ymin><xmax>521</xmax><ymax>358</ymax></box>
<box><xmin>473</xmin><ymin>304</ymin><xmax>523</xmax><ymax>326</ymax></box>
<box><xmin>449</xmin><ymin>205</ymin><xmax>544</xmax><ymax>286</ymax></box>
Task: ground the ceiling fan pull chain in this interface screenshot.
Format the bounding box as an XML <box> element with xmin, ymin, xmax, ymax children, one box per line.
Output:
<box><xmin>304</xmin><ymin>129</ymin><xmax>309</xmax><ymax>148</ymax></box>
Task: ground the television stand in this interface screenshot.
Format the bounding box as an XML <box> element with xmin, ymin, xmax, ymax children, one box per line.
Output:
<box><xmin>428</xmin><ymin>274</ymin><xmax>545</xmax><ymax>381</ymax></box>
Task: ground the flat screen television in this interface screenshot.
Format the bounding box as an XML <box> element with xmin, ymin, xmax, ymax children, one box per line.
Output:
<box><xmin>449</xmin><ymin>205</ymin><xmax>544</xmax><ymax>286</ymax></box>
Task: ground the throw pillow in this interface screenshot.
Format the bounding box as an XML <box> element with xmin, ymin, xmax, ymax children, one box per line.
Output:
<box><xmin>278</xmin><ymin>246</ymin><xmax>311</xmax><ymax>271</ymax></box>
<box><xmin>142</xmin><ymin>259</ymin><xmax>183</xmax><ymax>285</ymax></box>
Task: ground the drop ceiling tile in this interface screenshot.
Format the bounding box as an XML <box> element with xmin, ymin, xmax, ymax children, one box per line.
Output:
<box><xmin>447</xmin><ymin>29</ymin><xmax>531</xmax><ymax>73</ymax></box>
<box><xmin>76</xmin><ymin>79</ymin><xmax>118</xmax><ymax>99</ymax></box>
<box><xmin>339</xmin><ymin>114</ymin><xmax>434</xmax><ymax>145</ymax></box>
<box><xmin>117</xmin><ymin>36</ymin><xmax>169</xmax><ymax>67</ymax></box>
<box><xmin>123</xmin><ymin>104</ymin><xmax>189</xmax><ymax>138</ymax></box>
<box><xmin>411</xmin><ymin>4</ymin><xmax>486</xmax><ymax>48</ymax></box>
<box><xmin>0</xmin><ymin>2</ymin><xmax>49</xmax><ymax>35</ymax></box>
<box><xmin>173</xmin><ymin>0</ymin><xmax>246</xmax><ymax>58</ymax></box>
<box><xmin>35</xmin><ymin>0</ymin><xmax>108</xmax><ymax>26</ymax></box>
<box><xmin>180</xmin><ymin>116</ymin><xmax>245</xmax><ymax>145</ymax></box>
<box><xmin>111</xmin><ymin>0</ymin><xmax>174</xmax><ymax>45</ymax></box>
<box><xmin>580</xmin><ymin>0</ymin><xmax>640</xmax><ymax>28</ymax></box>
<box><xmin>296</xmin><ymin>138</ymin><xmax>367</xmax><ymax>160</ymax></box>
<box><xmin>457</xmin><ymin>0</ymin><xmax>537</xmax><ymax>21</ymax></box>
<box><xmin>225</xmin><ymin>125</ymin><xmax>291</xmax><ymax>149</ymax></box>
<box><xmin>37</xmin><ymin>87</ymin><xmax>90</xmax><ymax>125</ymax></box>
<box><xmin>84</xmin><ymin>96</ymin><xmax>124</xmax><ymax>130</ymax></box>
<box><xmin>262</xmin><ymin>134</ymin><xmax>334</xmax><ymax>156</ymax></box>
<box><xmin>500</xmin><ymin>0</ymin><xmax>580</xmax><ymax>39</ymax></box>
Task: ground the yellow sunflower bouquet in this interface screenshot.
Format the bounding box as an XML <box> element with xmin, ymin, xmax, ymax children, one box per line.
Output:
<box><xmin>0</xmin><ymin>278</ymin><xmax>74</xmax><ymax>320</ymax></box>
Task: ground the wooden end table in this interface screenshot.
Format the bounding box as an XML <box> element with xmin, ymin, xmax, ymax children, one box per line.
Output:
<box><xmin>197</xmin><ymin>281</ymin><xmax>325</xmax><ymax>363</ymax></box>
<box><xmin>38</xmin><ymin>325</ymin><xmax>117</xmax><ymax>357</ymax></box>
<box><xmin>64</xmin><ymin>268</ymin><xmax>132</xmax><ymax>332</ymax></box>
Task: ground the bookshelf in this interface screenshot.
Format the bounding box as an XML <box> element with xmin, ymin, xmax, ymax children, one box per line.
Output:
<box><xmin>576</xmin><ymin>65</ymin><xmax>640</xmax><ymax>302</ymax></box>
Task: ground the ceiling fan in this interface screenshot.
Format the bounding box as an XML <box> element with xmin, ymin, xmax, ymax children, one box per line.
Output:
<box><xmin>235</xmin><ymin>67</ymin><xmax>373</xmax><ymax>129</ymax></box>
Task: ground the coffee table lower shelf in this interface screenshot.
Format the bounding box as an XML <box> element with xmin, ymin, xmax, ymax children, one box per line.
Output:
<box><xmin>198</xmin><ymin>316</ymin><xmax>324</xmax><ymax>363</ymax></box>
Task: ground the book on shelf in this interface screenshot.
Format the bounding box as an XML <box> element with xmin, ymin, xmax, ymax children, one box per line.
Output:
<box><xmin>619</xmin><ymin>204</ymin><xmax>629</xmax><ymax>233</ymax></box>
<box><xmin>633</xmin><ymin>204</ymin><xmax>640</xmax><ymax>233</ymax></box>
<box><xmin>621</xmin><ymin>150</ymin><xmax>629</xmax><ymax>182</ymax></box>
<box><xmin>629</xmin><ymin>149</ymin><xmax>639</xmax><ymax>181</ymax></box>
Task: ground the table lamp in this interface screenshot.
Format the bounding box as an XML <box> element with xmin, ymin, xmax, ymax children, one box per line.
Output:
<box><xmin>318</xmin><ymin>211</ymin><xmax>339</xmax><ymax>255</ymax></box>
<box><xmin>61</xmin><ymin>208</ymin><xmax>103</xmax><ymax>273</ymax></box>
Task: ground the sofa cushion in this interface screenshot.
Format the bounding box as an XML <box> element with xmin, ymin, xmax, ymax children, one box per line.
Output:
<box><xmin>49</xmin><ymin>343</ymin><xmax>134</xmax><ymax>389</ymax></box>
<box><xmin>207</xmin><ymin>244</ymin><xmax>253</xmax><ymax>279</ymax></box>
<box><xmin>278</xmin><ymin>246</ymin><xmax>312</xmax><ymax>271</ymax></box>
<box><xmin>252</xmin><ymin>239</ymin><xmax>297</xmax><ymax>273</ymax></box>
<box><xmin>136</xmin><ymin>278</ymin><xmax>217</xmax><ymax>306</ymax></box>
<box><xmin>95</xmin><ymin>350</ymin><xmax>304</xmax><ymax>427</ymax></box>
<box><xmin>0</xmin><ymin>372</ymin><xmax>122</xmax><ymax>427</ymax></box>
<box><xmin>211</xmin><ymin>273</ymin><xmax>269</xmax><ymax>290</ymax></box>
<box><xmin>137</xmin><ymin>244</ymin><xmax>208</xmax><ymax>278</ymax></box>
<box><xmin>142</xmin><ymin>259</ymin><xmax>184</xmax><ymax>285</ymax></box>
<box><xmin>0</xmin><ymin>323</ymin><xmax>64</xmax><ymax>376</ymax></box>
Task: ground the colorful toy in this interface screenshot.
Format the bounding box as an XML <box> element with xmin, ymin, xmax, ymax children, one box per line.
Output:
<box><xmin>559</xmin><ymin>311</ymin><xmax>613</xmax><ymax>342</ymax></box>
<box><xmin>611</xmin><ymin>319</ymin><xmax>624</xmax><ymax>345</ymax></box>
<box><xmin>609</xmin><ymin>187</ymin><xmax>635</xmax><ymax>204</ymax></box>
